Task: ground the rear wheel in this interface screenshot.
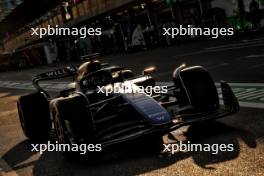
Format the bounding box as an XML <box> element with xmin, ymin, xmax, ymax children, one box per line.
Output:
<box><xmin>17</xmin><ymin>92</ymin><xmax>51</xmax><ymax>140</ymax></box>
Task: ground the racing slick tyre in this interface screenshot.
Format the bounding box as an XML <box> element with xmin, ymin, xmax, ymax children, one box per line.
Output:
<box><xmin>50</xmin><ymin>94</ymin><xmax>94</xmax><ymax>158</ymax></box>
<box><xmin>17</xmin><ymin>92</ymin><xmax>51</xmax><ymax>140</ymax></box>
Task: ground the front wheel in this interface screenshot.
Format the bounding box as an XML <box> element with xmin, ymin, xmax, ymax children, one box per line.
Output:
<box><xmin>50</xmin><ymin>95</ymin><xmax>94</xmax><ymax>158</ymax></box>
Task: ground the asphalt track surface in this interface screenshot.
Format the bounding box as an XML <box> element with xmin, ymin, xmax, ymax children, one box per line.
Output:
<box><xmin>0</xmin><ymin>35</ymin><xmax>264</xmax><ymax>176</ymax></box>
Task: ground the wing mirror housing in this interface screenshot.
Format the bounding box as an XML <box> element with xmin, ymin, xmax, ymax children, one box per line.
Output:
<box><xmin>143</xmin><ymin>66</ymin><xmax>156</xmax><ymax>75</ymax></box>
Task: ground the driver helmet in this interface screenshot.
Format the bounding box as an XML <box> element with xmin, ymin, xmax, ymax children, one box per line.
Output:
<box><xmin>77</xmin><ymin>60</ymin><xmax>102</xmax><ymax>81</ymax></box>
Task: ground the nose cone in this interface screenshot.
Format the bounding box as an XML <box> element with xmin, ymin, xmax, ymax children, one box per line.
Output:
<box><xmin>121</xmin><ymin>85</ymin><xmax>171</xmax><ymax>125</ymax></box>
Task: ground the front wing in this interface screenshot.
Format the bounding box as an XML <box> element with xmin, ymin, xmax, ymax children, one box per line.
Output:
<box><xmin>98</xmin><ymin>81</ymin><xmax>239</xmax><ymax>147</ymax></box>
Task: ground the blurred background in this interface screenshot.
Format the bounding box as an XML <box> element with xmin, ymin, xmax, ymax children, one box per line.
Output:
<box><xmin>0</xmin><ymin>0</ymin><xmax>263</xmax><ymax>71</ymax></box>
<box><xmin>0</xmin><ymin>2</ymin><xmax>264</xmax><ymax>176</ymax></box>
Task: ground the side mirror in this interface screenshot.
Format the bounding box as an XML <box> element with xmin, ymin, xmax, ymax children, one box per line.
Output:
<box><xmin>143</xmin><ymin>66</ymin><xmax>156</xmax><ymax>75</ymax></box>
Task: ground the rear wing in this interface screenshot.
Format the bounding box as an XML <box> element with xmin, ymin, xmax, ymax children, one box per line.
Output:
<box><xmin>33</xmin><ymin>66</ymin><xmax>78</xmax><ymax>82</ymax></box>
<box><xmin>32</xmin><ymin>63</ymin><xmax>110</xmax><ymax>92</ymax></box>
<box><xmin>32</xmin><ymin>66</ymin><xmax>78</xmax><ymax>92</ymax></box>
<box><xmin>33</xmin><ymin>53</ymin><xmax>102</xmax><ymax>82</ymax></box>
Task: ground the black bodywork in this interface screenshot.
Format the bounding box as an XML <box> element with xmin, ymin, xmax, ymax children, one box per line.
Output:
<box><xmin>17</xmin><ymin>59</ymin><xmax>240</xmax><ymax>149</ymax></box>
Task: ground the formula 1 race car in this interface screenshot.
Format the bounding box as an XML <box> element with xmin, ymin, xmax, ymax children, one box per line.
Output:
<box><xmin>17</xmin><ymin>54</ymin><xmax>239</xmax><ymax>155</ymax></box>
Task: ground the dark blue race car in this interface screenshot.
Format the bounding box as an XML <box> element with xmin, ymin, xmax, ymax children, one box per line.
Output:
<box><xmin>17</xmin><ymin>54</ymin><xmax>239</xmax><ymax>156</ymax></box>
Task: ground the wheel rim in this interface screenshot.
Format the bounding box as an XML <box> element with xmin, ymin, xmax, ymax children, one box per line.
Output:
<box><xmin>53</xmin><ymin>109</ymin><xmax>65</xmax><ymax>144</ymax></box>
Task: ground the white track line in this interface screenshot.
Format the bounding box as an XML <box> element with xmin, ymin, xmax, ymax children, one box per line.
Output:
<box><xmin>246</xmin><ymin>54</ymin><xmax>264</xmax><ymax>58</ymax></box>
<box><xmin>236</xmin><ymin>89</ymin><xmax>261</xmax><ymax>97</ymax></box>
<box><xmin>205</xmin><ymin>40</ymin><xmax>264</xmax><ymax>50</ymax></box>
<box><xmin>235</xmin><ymin>88</ymin><xmax>257</xmax><ymax>96</ymax></box>
<box><xmin>226</xmin><ymin>83</ymin><xmax>264</xmax><ymax>87</ymax></box>
<box><xmin>246</xmin><ymin>93</ymin><xmax>264</xmax><ymax>100</ymax></box>
<box><xmin>232</xmin><ymin>88</ymin><xmax>246</xmax><ymax>93</ymax></box>
<box><xmin>220</xmin><ymin>100</ymin><xmax>264</xmax><ymax>109</ymax></box>
<box><xmin>238</xmin><ymin>91</ymin><xmax>264</xmax><ymax>99</ymax></box>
